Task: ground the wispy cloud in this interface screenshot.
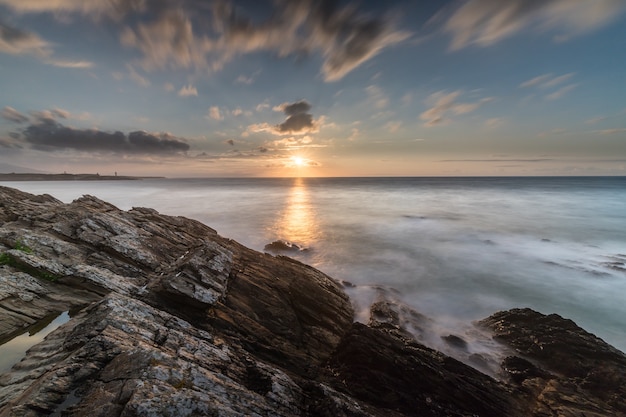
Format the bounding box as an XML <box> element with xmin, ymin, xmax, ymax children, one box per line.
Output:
<box><xmin>520</xmin><ymin>73</ymin><xmax>575</xmax><ymax>89</ymax></box>
<box><xmin>114</xmin><ymin>64</ymin><xmax>150</xmax><ymax>87</ymax></box>
<box><xmin>444</xmin><ymin>0</ymin><xmax>626</xmax><ymax>50</ymax></box>
<box><xmin>178</xmin><ymin>84</ymin><xmax>198</xmax><ymax>97</ymax></box>
<box><xmin>45</xmin><ymin>59</ymin><xmax>94</xmax><ymax>69</ymax></box>
<box><xmin>420</xmin><ymin>91</ymin><xmax>492</xmax><ymax>127</ymax></box>
<box><xmin>0</xmin><ymin>21</ymin><xmax>94</xmax><ymax>69</ymax></box>
<box><xmin>207</xmin><ymin>106</ymin><xmax>224</xmax><ymax>121</ymax></box>
<box><xmin>484</xmin><ymin>118</ymin><xmax>504</xmax><ymax>128</ymax></box>
<box><xmin>520</xmin><ymin>73</ymin><xmax>578</xmax><ymax>100</ymax></box>
<box><xmin>0</xmin><ymin>0</ymin><xmax>146</xmax><ymax>20</ymax></box>
<box><xmin>585</xmin><ymin>116</ymin><xmax>606</xmax><ymax>125</ymax></box>
<box><xmin>519</xmin><ymin>74</ymin><xmax>553</xmax><ymax>88</ymax></box>
<box><xmin>546</xmin><ymin>84</ymin><xmax>578</xmax><ymax>100</ymax></box>
<box><xmin>385</xmin><ymin>121</ymin><xmax>402</xmax><ymax>133</ymax></box>
<box><xmin>119</xmin><ymin>1</ymin><xmax>410</xmax><ymax>82</ymax></box>
<box><xmin>1</xmin><ymin>106</ymin><xmax>29</xmax><ymax>123</ymax></box>
<box><xmin>366</xmin><ymin>85</ymin><xmax>389</xmax><ymax>109</ymax></box>
<box><xmin>597</xmin><ymin>128</ymin><xmax>626</xmax><ymax>135</ymax></box>
<box><xmin>0</xmin><ymin>21</ymin><xmax>50</xmax><ymax>57</ymax></box>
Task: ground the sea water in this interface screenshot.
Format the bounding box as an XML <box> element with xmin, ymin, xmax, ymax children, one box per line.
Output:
<box><xmin>4</xmin><ymin>177</ymin><xmax>625</xmax><ymax>359</ymax></box>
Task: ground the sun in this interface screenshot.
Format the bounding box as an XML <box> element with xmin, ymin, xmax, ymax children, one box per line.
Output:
<box><xmin>291</xmin><ymin>156</ymin><xmax>305</xmax><ymax>167</ymax></box>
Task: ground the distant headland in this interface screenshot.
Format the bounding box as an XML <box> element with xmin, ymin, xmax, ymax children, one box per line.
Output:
<box><xmin>0</xmin><ymin>173</ymin><xmax>164</xmax><ymax>181</ymax></box>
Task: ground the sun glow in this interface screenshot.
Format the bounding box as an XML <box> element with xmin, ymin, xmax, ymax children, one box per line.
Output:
<box><xmin>291</xmin><ymin>156</ymin><xmax>305</xmax><ymax>167</ymax></box>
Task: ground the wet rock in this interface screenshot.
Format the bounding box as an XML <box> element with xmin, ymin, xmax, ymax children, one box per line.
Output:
<box><xmin>264</xmin><ymin>239</ymin><xmax>307</xmax><ymax>253</ymax></box>
<box><xmin>441</xmin><ymin>334</ymin><xmax>468</xmax><ymax>350</ymax></box>
<box><xmin>2</xmin><ymin>186</ymin><xmax>626</xmax><ymax>417</ymax></box>
<box><xmin>481</xmin><ymin>308</ymin><xmax>626</xmax><ymax>416</ymax></box>
<box><xmin>325</xmin><ymin>322</ymin><xmax>518</xmax><ymax>417</ymax></box>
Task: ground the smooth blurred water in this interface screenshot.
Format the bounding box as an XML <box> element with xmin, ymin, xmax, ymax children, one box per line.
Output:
<box><xmin>4</xmin><ymin>177</ymin><xmax>626</xmax><ymax>353</ymax></box>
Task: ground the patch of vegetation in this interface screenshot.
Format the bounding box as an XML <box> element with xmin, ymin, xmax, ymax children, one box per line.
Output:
<box><xmin>13</xmin><ymin>240</ymin><xmax>33</xmax><ymax>254</ymax></box>
<box><xmin>0</xmin><ymin>252</ymin><xmax>16</xmax><ymax>266</ymax></box>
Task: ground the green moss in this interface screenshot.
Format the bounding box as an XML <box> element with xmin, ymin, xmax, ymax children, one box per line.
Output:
<box><xmin>0</xmin><ymin>252</ymin><xmax>16</xmax><ymax>266</ymax></box>
<box><xmin>13</xmin><ymin>240</ymin><xmax>33</xmax><ymax>254</ymax></box>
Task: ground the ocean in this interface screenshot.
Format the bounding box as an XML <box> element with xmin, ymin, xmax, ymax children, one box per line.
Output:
<box><xmin>4</xmin><ymin>176</ymin><xmax>625</xmax><ymax>364</ymax></box>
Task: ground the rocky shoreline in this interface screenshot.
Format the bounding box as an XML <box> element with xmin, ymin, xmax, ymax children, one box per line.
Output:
<box><xmin>1</xmin><ymin>185</ymin><xmax>625</xmax><ymax>416</ymax></box>
<box><xmin>0</xmin><ymin>173</ymin><xmax>163</xmax><ymax>181</ymax></box>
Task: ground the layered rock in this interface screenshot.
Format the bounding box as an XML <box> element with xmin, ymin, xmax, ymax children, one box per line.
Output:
<box><xmin>1</xmin><ymin>185</ymin><xmax>625</xmax><ymax>416</ymax></box>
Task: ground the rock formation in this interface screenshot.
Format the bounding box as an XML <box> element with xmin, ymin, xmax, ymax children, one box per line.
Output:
<box><xmin>0</xmin><ymin>185</ymin><xmax>624</xmax><ymax>416</ymax></box>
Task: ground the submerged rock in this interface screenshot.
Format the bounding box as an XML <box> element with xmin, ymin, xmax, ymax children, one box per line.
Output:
<box><xmin>1</xmin><ymin>185</ymin><xmax>625</xmax><ymax>416</ymax></box>
<box><xmin>264</xmin><ymin>239</ymin><xmax>308</xmax><ymax>253</ymax></box>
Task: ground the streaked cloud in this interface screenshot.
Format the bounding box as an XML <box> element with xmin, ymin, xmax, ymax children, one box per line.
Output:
<box><xmin>520</xmin><ymin>73</ymin><xmax>578</xmax><ymax>101</ymax></box>
<box><xmin>0</xmin><ymin>0</ymin><xmax>146</xmax><ymax>20</ymax></box>
<box><xmin>0</xmin><ymin>21</ymin><xmax>50</xmax><ymax>57</ymax></box>
<box><xmin>45</xmin><ymin>59</ymin><xmax>94</xmax><ymax>68</ymax></box>
<box><xmin>120</xmin><ymin>0</ymin><xmax>410</xmax><ymax>82</ymax></box>
<box><xmin>1</xmin><ymin>22</ymin><xmax>94</xmax><ymax>70</ymax></box>
<box><xmin>546</xmin><ymin>84</ymin><xmax>578</xmax><ymax>100</ymax></box>
<box><xmin>420</xmin><ymin>91</ymin><xmax>492</xmax><ymax>127</ymax></box>
<box><xmin>520</xmin><ymin>73</ymin><xmax>575</xmax><ymax>89</ymax></box>
<box><xmin>1</xmin><ymin>106</ymin><xmax>29</xmax><ymax>123</ymax></box>
<box><xmin>597</xmin><ymin>128</ymin><xmax>626</xmax><ymax>135</ymax></box>
<box><xmin>519</xmin><ymin>74</ymin><xmax>553</xmax><ymax>88</ymax></box>
<box><xmin>444</xmin><ymin>0</ymin><xmax>626</xmax><ymax>50</ymax></box>
<box><xmin>585</xmin><ymin>116</ymin><xmax>606</xmax><ymax>125</ymax></box>
<box><xmin>542</xmin><ymin>73</ymin><xmax>575</xmax><ymax>88</ymax></box>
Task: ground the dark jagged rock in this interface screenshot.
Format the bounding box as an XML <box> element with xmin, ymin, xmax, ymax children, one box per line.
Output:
<box><xmin>480</xmin><ymin>308</ymin><xmax>626</xmax><ymax>416</ymax></box>
<box><xmin>264</xmin><ymin>239</ymin><xmax>307</xmax><ymax>253</ymax></box>
<box><xmin>1</xmin><ymin>185</ymin><xmax>625</xmax><ymax>416</ymax></box>
<box><xmin>325</xmin><ymin>322</ymin><xmax>517</xmax><ymax>417</ymax></box>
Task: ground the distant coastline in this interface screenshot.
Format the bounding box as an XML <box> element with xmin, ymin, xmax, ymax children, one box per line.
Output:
<box><xmin>0</xmin><ymin>173</ymin><xmax>164</xmax><ymax>181</ymax></box>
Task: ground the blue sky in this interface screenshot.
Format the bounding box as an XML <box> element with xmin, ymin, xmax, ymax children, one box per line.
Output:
<box><xmin>1</xmin><ymin>0</ymin><xmax>625</xmax><ymax>177</ymax></box>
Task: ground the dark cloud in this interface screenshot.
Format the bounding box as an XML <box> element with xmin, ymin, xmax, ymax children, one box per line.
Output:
<box><xmin>20</xmin><ymin>118</ymin><xmax>189</xmax><ymax>155</ymax></box>
<box><xmin>1</xmin><ymin>106</ymin><xmax>29</xmax><ymax>123</ymax></box>
<box><xmin>276</xmin><ymin>113</ymin><xmax>314</xmax><ymax>134</ymax></box>
<box><xmin>258</xmin><ymin>147</ymin><xmax>268</xmax><ymax>153</ymax></box>
<box><xmin>281</xmin><ymin>101</ymin><xmax>312</xmax><ymax>116</ymax></box>
<box><xmin>226</xmin><ymin>139</ymin><xmax>235</xmax><ymax>146</ymax></box>
<box><xmin>248</xmin><ymin>99</ymin><xmax>320</xmax><ymax>136</ymax></box>
<box><xmin>275</xmin><ymin>100</ymin><xmax>316</xmax><ymax>134</ymax></box>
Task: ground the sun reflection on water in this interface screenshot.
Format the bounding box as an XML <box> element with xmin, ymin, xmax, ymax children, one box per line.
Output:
<box><xmin>274</xmin><ymin>177</ymin><xmax>320</xmax><ymax>248</ymax></box>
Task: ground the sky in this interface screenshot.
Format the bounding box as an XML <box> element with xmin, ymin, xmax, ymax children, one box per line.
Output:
<box><xmin>1</xmin><ymin>0</ymin><xmax>625</xmax><ymax>177</ymax></box>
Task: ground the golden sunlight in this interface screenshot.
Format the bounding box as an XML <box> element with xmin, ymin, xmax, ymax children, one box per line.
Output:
<box><xmin>291</xmin><ymin>156</ymin><xmax>305</xmax><ymax>167</ymax></box>
<box><xmin>274</xmin><ymin>177</ymin><xmax>320</xmax><ymax>247</ymax></box>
